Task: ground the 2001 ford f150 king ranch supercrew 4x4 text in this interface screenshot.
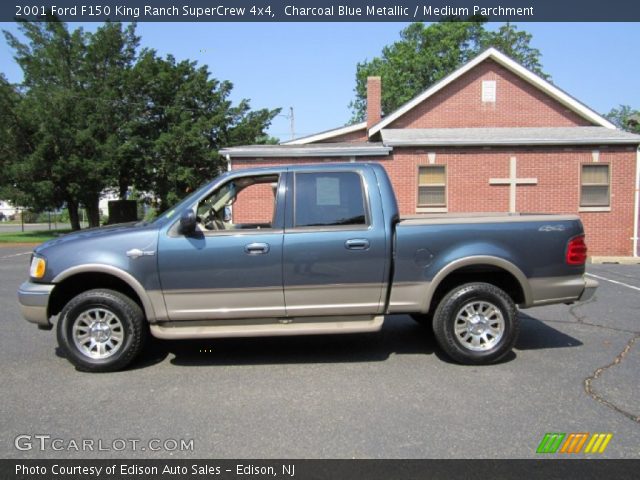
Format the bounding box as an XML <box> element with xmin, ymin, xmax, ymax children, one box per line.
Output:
<box><xmin>18</xmin><ymin>163</ymin><xmax>598</xmax><ymax>371</ymax></box>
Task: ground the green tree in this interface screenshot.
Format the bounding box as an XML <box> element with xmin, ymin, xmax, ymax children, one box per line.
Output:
<box><xmin>128</xmin><ymin>51</ymin><xmax>280</xmax><ymax>212</ymax></box>
<box><xmin>3</xmin><ymin>18</ymin><xmax>280</xmax><ymax>227</ymax></box>
<box><xmin>0</xmin><ymin>74</ymin><xmax>57</xmax><ymax>213</ymax></box>
<box><xmin>81</xmin><ymin>22</ymin><xmax>141</xmax><ymax>202</ymax></box>
<box><xmin>605</xmin><ymin>105</ymin><xmax>640</xmax><ymax>134</ymax></box>
<box><xmin>0</xmin><ymin>75</ymin><xmax>22</xmax><ymax>202</ymax></box>
<box><xmin>3</xmin><ymin>18</ymin><xmax>140</xmax><ymax>229</ymax></box>
<box><xmin>479</xmin><ymin>23</ymin><xmax>545</xmax><ymax>77</ymax></box>
<box><xmin>350</xmin><ymin>20</ymin><xmax>548</xmax><ymax>122</ymax></box>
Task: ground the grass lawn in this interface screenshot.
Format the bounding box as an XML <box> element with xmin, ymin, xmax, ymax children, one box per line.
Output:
<box><xmin>0</xmin><ymin>229</ymin><xmax>72</xmax><ymax>244</ymax></box>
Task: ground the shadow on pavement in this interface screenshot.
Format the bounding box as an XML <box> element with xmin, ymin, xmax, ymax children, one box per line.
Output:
<box><xmin>54</xmin><ymin>313</ymin><xmax>583</xmax><ymax>370</ymax></box>
<box><xmin>515</xmin><ymin>313</ymin><xmax>583</xmax><ymax>350</ymax></box>
<box><xmin>139</xmin><ymin>315</ymin><xmax>436</xmax><ymax>368</ymax></box>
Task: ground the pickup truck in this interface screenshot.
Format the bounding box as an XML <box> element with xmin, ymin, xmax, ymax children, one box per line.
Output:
<box><xmin>18</xmin><ymin>163</ymin><xmax>597</xmax><ymax>371</ymax></box>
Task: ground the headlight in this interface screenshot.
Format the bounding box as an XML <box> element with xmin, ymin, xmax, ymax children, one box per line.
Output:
<box><xmin>29</xmin><ymin>255</ymin><xmax>46</xmax><ymax>279</ymax></box>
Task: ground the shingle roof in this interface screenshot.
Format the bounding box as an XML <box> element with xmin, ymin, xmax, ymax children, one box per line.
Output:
<box><xmin>381</xmin><ymin>127</ymin><xmax>640</xmax><ymax>146</ymax></box>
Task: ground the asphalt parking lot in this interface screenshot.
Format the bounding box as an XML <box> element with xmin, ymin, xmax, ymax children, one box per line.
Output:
<box><xmin>0</xmin><ymin>245</ymin><xmax>638</xmax><ymax>459</ymax></box>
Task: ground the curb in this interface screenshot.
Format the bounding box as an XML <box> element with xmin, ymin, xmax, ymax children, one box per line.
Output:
<box><xmin>590</xmin><ymin>256</ymin><xmax>640</xmax><ymax>265</ymax></box>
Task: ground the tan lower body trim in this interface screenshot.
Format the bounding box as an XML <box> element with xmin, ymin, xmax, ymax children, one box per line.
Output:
<box><xmin>528</xmin><ymin>275</ymin><xmax>586</xmax><ymax>306</ymax></box>
<box><xmin>149</xmin><ymin>315</ymin><xmax>384</xmax><ymax>340</ymax></box>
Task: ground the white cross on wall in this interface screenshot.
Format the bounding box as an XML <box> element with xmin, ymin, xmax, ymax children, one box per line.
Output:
<box><xmin>489</xmin><ymin>157</ymin><xmax>538</xmax><ymax>213</ymax></box>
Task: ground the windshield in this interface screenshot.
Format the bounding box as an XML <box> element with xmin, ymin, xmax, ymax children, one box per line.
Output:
<box><xmin>196</xmin><ymin>181</ymin><xmax>237</xmax><ymax>218</ymax></box>
<box><xmin>149</xmin><ymin>180</ymin><xmax>215</xmax><ymax>226</ymax></box>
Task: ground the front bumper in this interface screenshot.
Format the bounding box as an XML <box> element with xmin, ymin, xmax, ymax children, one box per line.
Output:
<box><xmin>18</xmin><ymin>281</ymin><xmax>54</xmax><ymax>329</ymax></box>
<box><xmin>579</xmin><ymin>277</ymin><xmax>599</xmax><ymax>302</ymax></box>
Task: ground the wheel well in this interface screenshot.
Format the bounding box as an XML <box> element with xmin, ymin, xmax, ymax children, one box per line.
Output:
<box><xmin>48</xmin><ymin>273</ymin><xmax>144</xmax><ymax>318</ymax></box>
<box><xmin>428</xmin><ymin>265</ymin><xmax>525</xmax><ymax>313</ymax></box>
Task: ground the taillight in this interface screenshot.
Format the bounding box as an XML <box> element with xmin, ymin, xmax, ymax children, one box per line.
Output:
<box><xmin>566</xmin><ymin>235</ymin><xmax>587</xmax><ymax>265</ymax></box>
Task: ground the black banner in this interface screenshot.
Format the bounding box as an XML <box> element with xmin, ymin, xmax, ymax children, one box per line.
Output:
<box><xmin>4</xmin><ymin>459</ymin><xmax>640</xmax><ymax>480</ymax></box>
<box><xmin>4</xmin><ymin>0</ymin><xmax>640</xmax><ymax>22</ymax></box>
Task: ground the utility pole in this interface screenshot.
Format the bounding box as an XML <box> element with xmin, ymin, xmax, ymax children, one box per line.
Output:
<box><xmin>277</xmin><ymin>107</ymin><xmax>295</xmax><ymax>140</ymax></box>
<box><xmin>289</xmin><ymin>106</ymin><xmax>295</xmax><ymax>140</ymax></box>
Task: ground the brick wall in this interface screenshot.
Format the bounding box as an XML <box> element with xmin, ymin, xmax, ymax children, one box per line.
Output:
<box><xmin>388</xmin><ymin>59</ymin><xmax>593</xmax><ymax>129</ymax></box>
<box><xmin>231</xmin><ymin>182</ymin><xmax>275</xmax><ymax>224</ymax></box>
<box><xmin>383</xmin><ymin>146</ymin><xmax>636</xmax><ymax>257</ymax></box>
<box><xmin>232</xmin><ymin>147</ymin><xmax>637</xmax><ymax>256</ymax></box>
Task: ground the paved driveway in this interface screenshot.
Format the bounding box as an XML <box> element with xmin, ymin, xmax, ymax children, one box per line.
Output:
<box><xmin>0</xmin><ymin>246</ymin><xmax>638</xmax><ymax>459</ymax></box>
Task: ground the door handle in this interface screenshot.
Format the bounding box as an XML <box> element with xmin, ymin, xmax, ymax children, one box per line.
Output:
<box><xmin>244</xmin><ymin>242</ymin><xmax>270</xmax><ymax>255</ymax></box>
<box><xmin>345</xmin><ymin>239</ymin><xmax>370</xmax><ymax>250</ymax></box>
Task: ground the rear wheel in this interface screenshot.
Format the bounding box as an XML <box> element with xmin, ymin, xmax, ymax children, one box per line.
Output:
<box><xmin>56</xmin><ymin>289</ymin><xmax>147</xmax><ymax>372</ymax></box>
<box><xmin>432</xmin><ymin>282</ymin><xmax>518</xmax><ymax>365</ymax></box>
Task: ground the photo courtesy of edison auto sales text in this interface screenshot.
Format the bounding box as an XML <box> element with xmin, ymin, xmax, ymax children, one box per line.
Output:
<box><xmin>16</xmin><ymin>463</ymin><xmax>296</xmax><ymax>476</ymax></box>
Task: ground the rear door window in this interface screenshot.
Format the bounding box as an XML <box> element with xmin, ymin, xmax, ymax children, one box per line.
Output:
<box><xmin>294</xmin><ymin>172</ymin><xmax>367</xmax><ymax>228</ymax></box>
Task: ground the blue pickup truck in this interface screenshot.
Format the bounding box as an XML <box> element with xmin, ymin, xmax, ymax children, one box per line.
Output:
<box><xmin>18</xmin><ymin>163</ymin><xmax>597</xmax><ymax>371</ymax></box>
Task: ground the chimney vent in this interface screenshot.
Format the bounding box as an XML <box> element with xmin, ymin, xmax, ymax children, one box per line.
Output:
<box><xmin>367</xmin><ymin>76</ymin><xmax>382</xmax><ymax>129</ymax></box>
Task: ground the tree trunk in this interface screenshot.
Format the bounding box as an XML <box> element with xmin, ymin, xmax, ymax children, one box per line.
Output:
<box><xmin>67</xmin><ymin>200</ymin><xmax>81</xmax><ymax>231</ymax></box>
<box><xmin>85</xmin><ymin>196</ymin><xmax>101</xmax><ymax>228</ymax></box>
<box><xmin>157</xmin><ymin>186</ymin><xmax>169</xmax><ymax>214</ymax></box>
<box><xmin>119</xmin><ymin>174</ymin><xmax>129</xmax><ymax>200</ymax></box>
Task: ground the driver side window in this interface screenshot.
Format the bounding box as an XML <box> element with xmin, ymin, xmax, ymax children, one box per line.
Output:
<box><xmin>197</xmin><ymin>174</ymin><xmax>279</xmax><ymax>232</ymax></box>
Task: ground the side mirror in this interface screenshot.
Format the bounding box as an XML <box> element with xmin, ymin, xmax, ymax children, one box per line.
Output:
<box><xmin>179</xmin><ymin>209</ymin><xmax>197</xmax><ymax>235</ymax></box>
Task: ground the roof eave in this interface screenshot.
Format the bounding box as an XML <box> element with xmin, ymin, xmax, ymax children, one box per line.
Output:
<box><xmin>385</xmin><ymin>139</ymin><xmax>640</xmax><ymax>147</ymax></box>
<box><xmin>220</xmin><ymin>146</ymin><xmax>392</xmax><ymax>158</ymax></box>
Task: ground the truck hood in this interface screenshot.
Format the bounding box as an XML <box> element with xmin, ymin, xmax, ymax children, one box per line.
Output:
<box><xmin>34</xmin><ymin>222</ymin><xmax>151</xmax><ymax>254</ymax></box>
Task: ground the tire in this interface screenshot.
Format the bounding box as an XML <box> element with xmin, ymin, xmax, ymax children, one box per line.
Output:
<box><xmin>432</xmin><ymin>282</ymin><xmax>518</xmax><ymax>365</ymax></box>
<box><xmin>56</xmin><ymin>289</ymin><xmax>147</xmax><ymax>372</ymax></box>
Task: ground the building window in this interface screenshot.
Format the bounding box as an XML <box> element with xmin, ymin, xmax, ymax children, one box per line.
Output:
<box><xmin>482</xmin><ymin>80</ymin><xmax>496</xmax><ymax>103</ymax></box>
<box><xmin>418</xmin><ymin>166</ymin><xmax>446</xmax><ymax>208</ymax></box>
<box><xmin>580</xmin><ymin>164</ymin><xmax>610</xmax><ymax>207</ymax></box>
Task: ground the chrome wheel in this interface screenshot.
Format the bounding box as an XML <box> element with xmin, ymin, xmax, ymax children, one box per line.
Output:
<box><xmin>453</xmin><ymin>300</ymin><xmax>505</xmax><ymax>351</ymax></box>
<box><xmin>72</xmin><ymin>308</ymin><xmax>125</xmax><ymax>359</ymax></box>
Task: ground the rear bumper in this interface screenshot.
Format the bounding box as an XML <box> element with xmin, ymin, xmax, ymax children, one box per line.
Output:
<box><xmin>528</xmin><ymin>274</ymin><xmax>598</xmax><ymax>307</ymax></box>
<box><xmin>579</xmin><ymin>277</ymin><xmax>599</xmax><ymax>302</ymax></box>
<box><xmin>17</xmin><ymin>281</ymin><xmax>54</xmax><ymax>329</ymax></box>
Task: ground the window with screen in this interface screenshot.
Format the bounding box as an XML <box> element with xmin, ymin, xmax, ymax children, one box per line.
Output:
<box><xmin>294</xmin><ymin>172</ymin><xmax>367</xmax><ymax>227</ymax></box>
<box><xmin>580</xmin><ymin>164</ymin><xmax>610</xmax><ymax>207</ymax></box>
<box><xmin>418</xmin><ymin>166</ymin><xmax>447</xmax><ymax>208</ymax></box>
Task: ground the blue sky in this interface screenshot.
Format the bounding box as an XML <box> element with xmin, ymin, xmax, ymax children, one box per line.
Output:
<box><xmin>1</xmin><ymin>22</ymin><xmax>639</xmax><ymax>141</ymax></box>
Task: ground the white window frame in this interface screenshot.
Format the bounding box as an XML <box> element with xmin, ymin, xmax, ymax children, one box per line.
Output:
<box><xmin>416</xmin><ymin>165</ymin><xmax>448</xmax><ymax>213</ymax></box>
<box><xmin>482</xmin><ymin>80</ymin><xmax>496</xmax><ymax>103</ymax></box>
<box><xmin>579</xmin><ymin>163</ymin><xmax>611</xmax><ymax>212</ymax></box>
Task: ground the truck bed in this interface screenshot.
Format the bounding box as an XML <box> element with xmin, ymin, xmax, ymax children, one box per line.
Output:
<box><xmin>389</xmin><ymin>212</ymin><xmax>586</xmax><ymax>314</ymax></box>
<box><xmin>400</xmin><ymin>212</ymin><xmax>579</xmax><ymax>225</ymax></box>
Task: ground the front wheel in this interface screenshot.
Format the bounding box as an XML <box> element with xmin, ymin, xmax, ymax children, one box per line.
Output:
<box><xmin>56</xmin><ymin>289</ymin><xmax>147</xmax><ymax>372</ymax></box>
<box><xmin>432</xmin><ymin>283</ymin><xmax>519</xmax><ymax>365</ymax></box>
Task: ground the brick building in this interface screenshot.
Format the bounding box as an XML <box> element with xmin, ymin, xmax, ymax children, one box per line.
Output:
<box><xmin>220</xmin><ymin>48</ymin><xmax>640</xmax><ymax>257</ymax></box>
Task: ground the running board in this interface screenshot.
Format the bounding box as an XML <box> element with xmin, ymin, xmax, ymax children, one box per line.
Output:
<box><xmin>150</xmin><ymin>315</ymin><xmax>385</xmax><ymax>340</ymax></box>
